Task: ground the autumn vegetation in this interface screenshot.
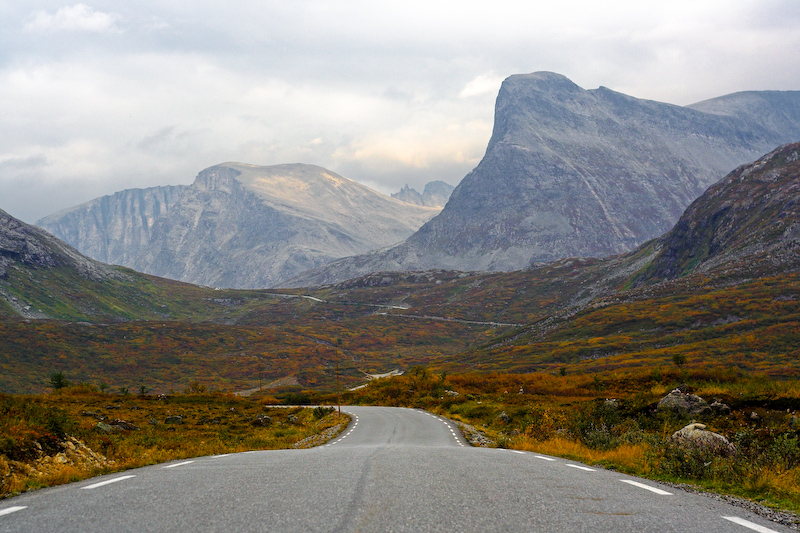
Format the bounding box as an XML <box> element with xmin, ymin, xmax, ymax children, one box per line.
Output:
<box><xmin>0</xmin><ymin>386</ymin><xmax>348</xmax><ymax>499</ymax></box>
<box><xmin>339</xmin><ymin>367</ymin><xmax>800</xmax><ymax>514</ymax></box>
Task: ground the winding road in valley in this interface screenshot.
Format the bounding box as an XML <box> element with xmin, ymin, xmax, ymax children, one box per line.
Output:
<box><xmin>0</xmin><ymin>406</ymin><xmax>791</xmax><ymax>532</ymax></box>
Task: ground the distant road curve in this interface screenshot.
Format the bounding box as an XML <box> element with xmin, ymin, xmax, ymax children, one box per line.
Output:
<box><xmin>0</xmin><ymin>406</ymin><xmax>790</xmax><ymax>532</ymax></box>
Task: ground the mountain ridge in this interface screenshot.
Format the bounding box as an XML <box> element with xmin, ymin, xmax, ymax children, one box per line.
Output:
<box><xmin>287</xmin><ymin>72</ymin><xmax>800</xmax><ymax>287</ymax></box>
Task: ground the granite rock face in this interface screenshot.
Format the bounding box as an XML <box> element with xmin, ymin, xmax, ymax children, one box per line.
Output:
<box><xmin>38</xmin><ymin>163</ymin><xmax>440</xmax><ymax>289</ymax></box>
<box><xmin>37</xmin><ymin>185</ymin><xmax>186</xmax><ymax>268</ymax></box>
<box><xmin>289</xmin><ymin>72</ymin><xmax>800</xmax><ymax>287</ymax></box>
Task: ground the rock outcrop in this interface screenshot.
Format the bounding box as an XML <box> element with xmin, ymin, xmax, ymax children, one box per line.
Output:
<box><xmin>670</xmin><ymin>423</ymin><xmax>735</xmax><ymax>456</ymax></box>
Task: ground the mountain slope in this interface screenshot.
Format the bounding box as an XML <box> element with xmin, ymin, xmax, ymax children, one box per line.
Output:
<box><xmin>37</xmin><ymin>185</ymin><xmax>186</xmax><ymax>267</ymax></box>
<box><xmin>633</xmin><ymin>142</ymin><xmax>800</xmax><ymax>284</ymax></box>
<box><xmin>40</xmin><ymin>163</ymin><xmax>440</xmax><ymax>289</ymax></box>
<box><xmin>289</xmin><ymin>72</ymin><xmax>800</xmax><ymax>287</ymax></box>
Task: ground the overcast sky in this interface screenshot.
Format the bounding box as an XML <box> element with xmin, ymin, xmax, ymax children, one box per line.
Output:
<box><xmin>2</xmin><ymin>0</ymin><xmax>799</xmax><ymax>223</ymax></box>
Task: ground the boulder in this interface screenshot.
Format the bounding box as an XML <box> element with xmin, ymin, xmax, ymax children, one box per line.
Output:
<box><xmin>95</xmin><ymin>422</ymin><xmax>116</xmax><ymax>433</ymax></box>
<box><xmin>657</xmin><ymin>389</ymin><xmax>713</xmax><ymax>416</ymax></box>
<box><xmin>709</xmin><ymin>399</ymin><xmax>731</xmax><ymax>416</ymax></box>
<box><xmin>164</xmin><ymin>415</ymin><xmax>183</xmax><ymax>424</ymax></box>
<box><xmin>670</xmin><ymin>423</ymin><xmax>735</xmax><ymax>456</ymax></box>
<box><xmin>109</xmin><ymin>419</ymin><xmax>139</xmax><ymax>431</ymax></box>
<box><xmin>251</xmin><ymin>415</ymin><xmax>271</xmax><ymax>427</ymax></box>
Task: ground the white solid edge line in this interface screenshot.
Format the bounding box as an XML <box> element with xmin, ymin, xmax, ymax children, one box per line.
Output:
<box><xmin>163</xmin><ymin>460</ymin><xmax>195</xmax><ymax>469</ymax></box>
<box><xmin>565</xmin><ymin>464</ymin><xmax>595</xmax><ymax>472</ymax></box>
<box><xmin>535</xmin><ymin>455</ymin><xmax>556</xmax><ymax>461</ymax></box>
<box><xmin>619</xmin><ymin>479</ymin><xmax>672</xmax><ymax>495</ymax></box>
<box><xmin>721</xmin><ymin>516</ymin><xmax>780</xmax><ymax>533</ymax></box>
<box><xmin>82</xmin><ymin>475</ymin><xmax>136</xmax><ymax>489</ymax></box>
<box><xmin>0</xmin><ymin>506</ymin><xmax>27</xmax><ymax>517</ymax></box>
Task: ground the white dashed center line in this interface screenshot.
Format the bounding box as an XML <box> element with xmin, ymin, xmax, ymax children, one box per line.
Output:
<box><xmin>619</xmin><ymin>479</ymin><xmax>672</xmax><ymax>495</ymax></box>
<box><xmin>82</xmin><ymin>475</ymin><xmax>136</xmax><ymax>489</ymax></box>
<box><xmin>0</xmin><ymin>506</ymin><xmax>26</xmax><ymax>517</ymax></box>
<box><xmin>534</xmin><ymin>455</ymin><xmax>556</xmax><ymax>461</ymax></box>
<box><xmin>163</xmin><ymin>460</ymin><xmax>194</xmax><ymax>469</ymax></box>
<box><xmin>722</xmin><ymin>516</ymin><xmax>780</xmax><ymax>533</ymax></box>
<box><xmin>565</xmin><ymin>464</ymin><xmax>595</xmax><ymax>472</ymax></box>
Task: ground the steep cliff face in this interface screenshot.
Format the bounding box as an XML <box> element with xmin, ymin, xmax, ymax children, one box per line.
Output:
<box><xmin>287</xmin><ymin>72</ymin><xmax>800</xmax><ymax>287</ymax></box>
<box><xmin>634</xmin><ymin>142</ymin><xmax>800</xmax><ymax>284</ymax></box>
<box><xmin>130</xmin><ymin>163</ymin><xmax>439</xmax><ymax>288</ymax></box>
<box><xmin>37</xmin><ymin>185</ymin><xmax>186</xmax><ymax>266</ymax></box>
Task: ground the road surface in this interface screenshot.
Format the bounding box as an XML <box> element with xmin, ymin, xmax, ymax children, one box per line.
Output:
<box><xmin>0</xmin><ymin>406</ymin><xmax>791</xmax><ymax>532</ymax></box>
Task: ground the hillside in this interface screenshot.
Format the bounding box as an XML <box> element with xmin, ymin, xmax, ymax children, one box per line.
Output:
<box><xmin>289</xmin><ymin>72</ymin><xmax>800</xmax><ymax>287</ymax></box>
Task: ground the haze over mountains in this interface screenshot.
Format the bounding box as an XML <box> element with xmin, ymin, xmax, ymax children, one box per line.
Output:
<box><xmin>290</xmin><ymin>72</ymin><xmax>800</xmax><ymax>287</ymax></box>
<box><xmin>391</xmin><ymin>181</ymin><xmax>455</xmax><ymax>208</ymax></box>
<box><xmin>38</xmin><ymin>164</ymin><xmax>440</xmax><ymax>288</ymax></box>
<box><xmin>36</xmin><ymin>71</ymin><xmax>800</xmax><ymax>290</ymax></box>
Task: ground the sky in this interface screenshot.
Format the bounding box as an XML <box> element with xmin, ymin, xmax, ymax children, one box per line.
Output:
<box><xmin>1</xmin><ymin>1</ymin><xmax>799</xmax><ymax>223</ymax></box>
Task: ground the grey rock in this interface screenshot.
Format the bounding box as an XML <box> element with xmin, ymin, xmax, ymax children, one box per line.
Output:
<box><xmin>251</xmin><ymin>415</ymin><xmax>272</xmax><ymax>427</ymax></box>
<box><xmin>37</xmin><ymin>185</ymin><xmax>186</xmax><ymax>267</ymax></box>
<box><xmin>496</xmin><ymin>411</ymin><xmax>511</xmax><ymax>424</ymax></box>
<box><xmin>287</xmin><ymin>414</ymin><xmax>301</xmax><ymax>425</ymax></box>
<box><xmin>657</xmin><ymin>390</ymin><xmax>713</xmax><ymax>416</ymax></box>
<box><xmin>709</xmin><ymin>399</ymin><xmax>731</xmax><ymax>416</ymax></box>
<box><xmin>165</xmin><ymin>415</ymin><xmax>183</xmax><ymax>424</ymax></box>
<box><xmin>95</xmin><ymin>422</ymin><xmax>117</xmax><ymax>433</ymax></box>
<box><xmin>670</xmin><ymin>423</ymin><xmax>735</xmax><ymax>456</ymax></box>
<box><xmin>109</xmin><ymin>419</ymin><xmax>139</xmax><ymax>431</ymax></box>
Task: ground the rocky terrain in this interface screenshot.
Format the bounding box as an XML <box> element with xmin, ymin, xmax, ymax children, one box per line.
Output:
<box><xmin>39</xmin><ymin>163</ymin><xmax>440</xmax><ymax>289</ymax></box>
<box><xmin>633</xmin><ymin>142</ymin><xmax>800</xmax><ymax>284</ymax></box>
<box><xmin>391</xmin><ymin>181</ymin><xmax>455</xmax><ymax>207</ymax></box>
<box><xmin>289</xmin><ymin>72</ymin><xmax>800</xmax><ymax>287</ymax></box>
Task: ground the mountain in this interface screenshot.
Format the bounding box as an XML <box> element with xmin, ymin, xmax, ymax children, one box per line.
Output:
<box><xmin>1</xmin><ymin>207</ymin><xmax>136</xmax><ymax>319</ymax></box>
<box><xmin>633</xmin><ymin>142</ymin><xmax>800</xmax><ymax>285</ymax></box>
<box><xmin>39</xmin><ymin>163</ymin><xmax>440</xmax><ymax>289</ymax></box>
<box><xmin>391</xmin><ymin>181</ymin><xmax>455</xmax><ymax>208</ymax></box>
<box><xmin>37</xmin><ymin>185</ymin><xmax>186</xmax><ymax>267</ymax></box>
<box><xmin>288</xmin><ymin>72</ymin><xmax>800</xmax><ymax>287</ymax></box>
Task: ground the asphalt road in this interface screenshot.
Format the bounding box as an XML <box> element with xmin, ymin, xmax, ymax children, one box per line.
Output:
<box><xmin>0</xmin><ymin>406</ymin><xmax>792</xmax><ymax>532</ymax></box>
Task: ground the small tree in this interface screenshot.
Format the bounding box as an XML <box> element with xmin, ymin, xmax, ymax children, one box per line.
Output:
<box><xmin>50</xmin><ymin>371</ymin><xmax>68</xmax><ymax>390</ymax></box>
<box><xmin>672</xmin><ymin>353</ymin><xmax>687</xmax><ymax>369</ymax></box>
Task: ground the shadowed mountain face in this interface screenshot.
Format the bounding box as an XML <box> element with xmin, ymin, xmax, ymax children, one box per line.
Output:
<box><xmin>40</xmin><ymin>163</ymin><xmax>440</xmax><ymax>289</ymax></box>
<box><xmin>634</xmin><ymin>142</ymin><xmax>800</xmax><ymax>285</ymax></box>
<box><xmin>288</xmin><ymin>72</ymin><xmax>800</xmax><ymax>287</ymax></box>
